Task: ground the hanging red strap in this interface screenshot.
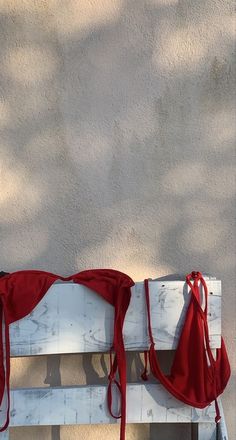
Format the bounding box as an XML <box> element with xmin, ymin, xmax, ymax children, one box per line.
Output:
<box><xmin>214</xmin><ymin>398</ymin><xmax>221</xmax><ymax>423</ymax></box>
<box><xmin>186</xmin><ymin>271</ymin><xmax>221</xmax><ymax>423</ymax></box>
<box><xmin>141</xmin><ymin>279</ymin><xmax>154</xmax><ymax>381</ymax></box>
<box><xmin>143</xmin><ymin>278</ymin><xmax>156</xmax><ymax>352</ymax></box>
<box><xmin>107</xmin><ymin>347</ymin><xmax>121</xmax><ymax>419</ymax></box>
<box><xmin>186</xmin><ymin>274</ymin><xmax>217</xmax><ymax>366</ymax></box>
<box><xmin>112</xmin><ymin>316</ymin><xmax>128</xmax><ymax>440</ymax></box>
<box><xmin>0</xmin><ymin>300</ymin><xmax>10</xmax><ymax>432</ymax></box>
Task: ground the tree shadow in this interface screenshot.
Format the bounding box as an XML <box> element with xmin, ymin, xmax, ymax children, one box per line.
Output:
<box><xmin>1</xmin><ymin>0</ymin><xmax>235</xmax><ymax>439</ymax></box>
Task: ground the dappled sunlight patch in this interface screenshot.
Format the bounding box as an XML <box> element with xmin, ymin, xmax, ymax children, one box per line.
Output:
<box><xmin>67</xmin><ymin>126</ymin><xmax>112</xmax><ymax>165</ymax></box>
<box><xmin>184</xmin><ymin>200</ymin><xmax>222</xmax><ymax>220</ymax></box>
<box><xmin>75</xmin><ymin>205</ymin><xmax>176</xmax><ymax>280</ymax></box>
<box><xmin>0</xmin><ymin>1</ymin><xmax>50</xmax><ymax>13</ymax></box>
<box><xmin>75</xmin><ymin>228</ymin><xmax>150</xmax><ymax>275</ymax></box>
<box><xmin>161</xmin><ymin>163</ymin><xmax>205</xmax><ymax>195</ymax></box>
<box><xmin>147</xmin><ymin>0</ymin><xmax>178</xmax><ymax>5</ymax></box>
<box><xmin>51</xmin><ymin>0</ymin><xmax>123</xmax><ymax>36</ymax></box>
<box><xmin>0</xmin><ymin>154</ymin><xmax>44</xmax><ymax>222</ymax></box>
<box><xmin>204</xmin><ymin>166</ymin><xmax>236</xmax><ymax>199</ymax></box>
<box><xmin>76</xmin><ymin>245</ymin><xmax>171</xmax><ymax>282</ymax></box>
<box><xmin>0</xmin><ymin>99</ymin><xmax>11</xmax><ymax>128</ymax></box>
<box><xmin>0</xmin><ymin>167</ymin><xmax>25</xmax><ymax>204</ymax></box>
<box><xmin>24</xmin><ymin>130</ymin><xmax>66</xmax><ymax>163</ymax></box>
<box><xmin>152</xmin><ymin>27</ymin><xmax>207</xmax><ymax>73</ymax></box>
<box><xmin>128</xmin><ymin>263</ymin><xmax>176</xmax><ymax>281</ymax></box>
<box><xmin>203</xmin><ymin>109</ymin><xmax>236</xmax><ymax>149</ymax></box>
<box><xmin>152</xmin><ymin>12</ymin><xmax>233</xmax><ymax>74</ymax></box>
<box><xmin>3</xmin><ymin>46</ymin><xmax>59</xmax><ymax>84</ymax></box>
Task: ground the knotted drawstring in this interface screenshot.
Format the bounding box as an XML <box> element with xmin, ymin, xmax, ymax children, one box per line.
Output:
<box><xmin>214</xmin><ymin>397</ymin><xmax>221</xmax><ymax>423</ymax></box>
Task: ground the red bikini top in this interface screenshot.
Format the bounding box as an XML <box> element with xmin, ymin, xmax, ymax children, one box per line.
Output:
<box><xmin>141</xmin><ymin>271</ymin><xmax>231</xmax><ymax>423</ymax></box>
<box><xmin>0</xmin><ymin>269</ymin><xmax>134</xmax><ymax>439</ymax></box>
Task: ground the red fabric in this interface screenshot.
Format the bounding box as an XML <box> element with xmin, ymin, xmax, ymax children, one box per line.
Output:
<box><xmin>0</xmin><ymin>269</ymin><xmax>134</xmax><ymax>439</ymax></box>
<box><xmin>0</xmin><ymin>269</ymin><xmax>231</xmax><ymax>438</ymax></box>
<box><xmin>72</xmin><ymin>269</ymin><xmax>134</xmax><ymax>440</ymax></box>
<box><xmin>142</xmin><ymin>271</ymin><xmax>231</xmax><ymax>423</ymax></box>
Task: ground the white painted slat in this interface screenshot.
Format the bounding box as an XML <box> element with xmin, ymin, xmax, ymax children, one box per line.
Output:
<box><xmin>218</xmin><ymin>399</ymin><xmax>229</xmax><ymax>440</ymax></box>
<box><xmin>197</xmin><ymin>423</ymin><xmax>216</xmax><ymax>440</ymax></box>
<box><xmin>9</xmin><ymin>280</ymin><xmax>221</xmax><ymax>356</ymax></box>
<box><xmin>8</xmin><ymin>384</ymin><xmax>216</xmax><ymax>427</ymax></box>
<box><xmin>0</xmin><ymin>430</ymin><xmax>9</xmax><ymax>440</ymax></box>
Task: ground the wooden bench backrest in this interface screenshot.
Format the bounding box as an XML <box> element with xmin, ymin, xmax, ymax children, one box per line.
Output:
<box><xmin>0</xmin><ymin>277</ymin><xmax>223</xmax><ymax>439</ymax></box>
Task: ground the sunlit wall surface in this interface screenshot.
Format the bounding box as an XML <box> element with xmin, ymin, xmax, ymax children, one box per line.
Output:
<box><xmin>0</xmin><ymin>1</ymin><xmax>235</xmax><ymax>439</ymax></box>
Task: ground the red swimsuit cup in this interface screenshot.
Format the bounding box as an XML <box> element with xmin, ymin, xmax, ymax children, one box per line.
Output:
<box><xmin>0</xmin><ymin>269</ymin><xmax>134</xmax><ymax>440</ymax></box>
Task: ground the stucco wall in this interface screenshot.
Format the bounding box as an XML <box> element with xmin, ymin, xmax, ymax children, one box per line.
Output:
<box><xmin>0</xmin><ymin>1</ymin><xmax>235</xmax><ymax>439</ymax></box>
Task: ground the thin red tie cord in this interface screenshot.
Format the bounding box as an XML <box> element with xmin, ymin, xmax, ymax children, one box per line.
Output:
<box><xmin>144</xmin><ymin>279</ymin><xmax>155</xmax><ymax>347</ymax></box>
<box><xmin>0</xmin><ymin>302</ymin><xmax>10</xmax><ymax>432</ymax></box>
<box><xmin>107</xmin><ymin>347</ymin><xmax>122</xmax><ymax>419</ymax></box>
<box><xmin>214</xmin><ymin>398</ymin><xmax>221</xmax><ymax>424</ymax></box>
<box><xmin>141</xmin><ymin>279</ymin><xmax>155</xmax><ymax>381</ymax></box>
<box><xmin>113</xmin><ymin>318</ymin><xmax>128</xmax><ymax>440</ymax></box>
<box><xmin>186</xmin><ymin>271</ymin><xmax>221</xmax><ymax>424</ymax></box>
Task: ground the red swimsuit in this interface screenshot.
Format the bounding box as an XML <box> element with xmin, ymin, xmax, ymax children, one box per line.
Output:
<box><xmin>0</xmin><ymin>270</ymin><xmax>231</xmax><ymax>440</ymax></box>
<box><xmin>0</xmin><ymin>269</ymin><xmax>134</xmax><ymax>438</ymax></box>
<box><xmin>141</xmin><ymin>271</ymin><xmax>231</xmax><ymax>424</ymax></box>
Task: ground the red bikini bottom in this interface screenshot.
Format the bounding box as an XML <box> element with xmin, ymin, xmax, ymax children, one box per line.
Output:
<box><xmin>141</xmin><ymin>272</ymin><xmax>231</xmax><ymax>423</ymax></box>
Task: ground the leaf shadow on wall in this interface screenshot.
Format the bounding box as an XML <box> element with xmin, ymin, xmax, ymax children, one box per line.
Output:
<box><xmin>0</xmin><ymin>0</ymin><xmax>235</xmax><ymax>439</ymax></box>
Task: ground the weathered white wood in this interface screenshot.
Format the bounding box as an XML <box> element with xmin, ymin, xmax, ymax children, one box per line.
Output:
<box><xmin>9</xmin><ymin>279</ymin><xmax>221</xmax><ymax>356</ymax></box>
<box><xmin>0</xmin><ymin>430</ymin><xmax>9</xmax><ymax>440</ymax></box>
<box><xmin>218</xmin><ymin>399</ymin><xmax>229</xmax><ymax>440</ymax></box>
<box><xmin>1</xmin><ymin>276</ymin><xmax>226</xmax><ymax>437</ymax></box>
<box><xmin>7</xmin><ymin>383</ymin><xmax>216</xmax><ymax>427</ymax></box>
<box><xmin>197</xmin><ymin>423</ymin><xmax>216</xmax><ymax>440</ymax></box>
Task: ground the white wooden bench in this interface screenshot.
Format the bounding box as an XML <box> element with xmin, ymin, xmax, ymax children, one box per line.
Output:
<box><xmin>0</xmin><ymin>276</ymin><xmax>229</xmax><ymax>439</ymax></box>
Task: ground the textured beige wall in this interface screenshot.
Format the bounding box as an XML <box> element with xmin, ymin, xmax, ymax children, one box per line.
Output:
<box><xmin>0</xmin><ymin>1</ymin><xmax>235</xmax><ymax>439</ymax></box>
